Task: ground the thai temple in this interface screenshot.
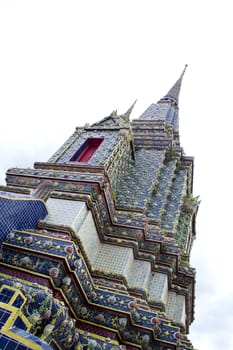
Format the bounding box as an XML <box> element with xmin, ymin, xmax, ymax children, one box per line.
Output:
<box><xmin>0</xmin><ymin>66</ymin><xmax>200</xmax><ymax>350</ymax></box>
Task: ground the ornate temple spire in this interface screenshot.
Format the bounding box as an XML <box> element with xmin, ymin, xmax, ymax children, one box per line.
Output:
<box><xmin>120</xmin><ymin>99</ymin><xmax>137</xmax><ymax>121</ymax></box>
<box><xmin>158</xmin><ymin>64</ymin><xmax>188</xmax><ymax>106</ymax></box>
<box><xmin>137</xmin><ymin>66</ymin><xmax>188</xmax><ymax>134</ymax></box>
<box><xmin>90</xmin><ymin>102</ymin><xmax>137</xmax><ymax>129</ymax></box>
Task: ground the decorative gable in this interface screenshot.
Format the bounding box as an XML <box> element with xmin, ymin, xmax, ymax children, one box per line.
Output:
<box><xmin>90</xmin><ymin>110</ymin><xmax>130</xmax><ymax>129</ymax></box>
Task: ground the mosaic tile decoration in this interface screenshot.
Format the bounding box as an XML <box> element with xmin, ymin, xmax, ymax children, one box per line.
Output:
<box><xmin>2</xmin><ymin>168</ymin><xmax>196</xmax><ymax>324</ymax></box>
<box><xmin>176</xmin><ymin>210</ymin><xmax>193</xmax><ymax>254</ymax></box>
<box><xmin>106</xmin><ymin>140</ymin><xmax>132</xmax><ymax>194</ymax></box>
<box><xmin>146</xmin><ymin>160</ymin><xmax>177</xmax><ymax>221</ymax></box>
<box><xmin>161</xmin><ymin>169</ymin><xmax>188</xmax><ymax>232</ymax></box>
<box><xmin>138</xmin><ymin>104</ymin><xmax>179</xmax><ymax>135</ymax></box>
<box><xmin>3</xmin><ymin>166</ymin><xmax>196</xmax><ymax>318</ymax></box>
<box><xmin>1</xmin><ymin>234</ymin><xmax>183</xmax><ymax>349</ymax></box>
<box><xmin>45</xmin><ymin>198</ymin><xmax>87</xmax><ymax>232</ymax></box>
<box><xmin>93</xmin><ymin>244</ymin><xmax>133</xmax><ymax>275</ymax></box>
<box><xmin>77</xmin><ymin>211</ymin><xmax>101</xmax><ymax>265</ymax></box>
<box><xmin>0</xmin><ymin>281</ymin><xmax>125</xmax><ymax>350</ymax></box>
<box><xmin>0</xmin><ymin>67</ymin><xmax>198</xmax><ymax>350</ymax></box>
<box><xmin>0</xmin><ymin>191</ymin><xmax>31</xmax><ymax>199</ymax></box>
<box><xmin>0</xmin><ymin>333</ymin><xmax>36</xmax><ymax>350</ymax></box>
<box><xmin>140</xmin><ymin>103</ymin><xmax>170</xmax><ymax>119</ymax></box>
<box><xmin>148</xmin><ymin>273</ymin><xmax>168</xmax><ymax>304</ymax></box>
<box><xmin>0</xmin><ymin>191</ymin><xmax>47</xmax><ymax>245</ymax></box>
<box><xmin>90</xmin><ymin>109</ymin><xmax>132</xmax><ymax>129</ymax></box>
<box><xmin>6</xmin><ymin>167</ymin><xmax>104</xmax><ymax>184</ymax></box>
<box><xmin>0</xmin><ymin>277</ymin><xmax>79</xmax><ymax>350</ymax></box>
<box><xmin>0</xmin><ymin>283</ymin><xmax>54</xmax><ymax>350</ymax></box>
<box><xmin>115</xmin><ymin>149</ymin><xmax>165</xmax><ymax>209</ymax></box>
<box><xmin>127</xmin><ymin>259</ymin><xmax>151</xmax><ymax>291</ymax></box>
<box><xmin>7</xmin><ymin>328</ymin><xmax>53</xmax><ymax>350</ymax></box>
<box><xmin>166</xmin><ymin>291</ymin><xmax>186</xmax><ymax>325</ymax></box>
<box><xmin>0</xmin><ymin>308</ymin><xmax>11</xmax><ymax>329</ymax></box>
<box><xmin>56</xmin><ymin>130</ymin><xmax>122</xmax><ymax>166</ymax></box>
<box><xmin>48</xmin><ymin>128</ymin><xmax>84</xmax><ymax>163</ymax></box>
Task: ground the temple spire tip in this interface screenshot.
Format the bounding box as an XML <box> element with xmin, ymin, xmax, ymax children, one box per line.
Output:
<box><xmin>159</xmin><ymin>65</ymin><xmax>187</xmax><ymax>106</ymax></box>
<box><xmin>121</xmin><ymin>99</ymin><xmax>137</xmax><ymax>120</ymax></box>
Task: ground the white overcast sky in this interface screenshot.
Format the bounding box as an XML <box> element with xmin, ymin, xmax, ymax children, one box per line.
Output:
<box><xmin>0</xmin><ymin>1</ymin><xmax>233</xmax><ymax>349</ymax></box>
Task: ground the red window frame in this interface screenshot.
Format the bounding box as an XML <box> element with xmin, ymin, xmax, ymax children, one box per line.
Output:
<box><xmin>70</xmin><ymin>138</ymin><xmax>104</xmax><ymax>163</ymax></box>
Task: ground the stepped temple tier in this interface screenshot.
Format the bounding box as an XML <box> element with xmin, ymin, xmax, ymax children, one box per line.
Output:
<box><xmin>0</xmin><ymin>66</ymin><xmax>200</xmax><ymax>350</ymax></box>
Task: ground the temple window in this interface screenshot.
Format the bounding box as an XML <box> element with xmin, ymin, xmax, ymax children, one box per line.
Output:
<box><xmin>70</xmin><ymin>137</ymin><xmax>104</xmax><ymax>163</ymax></box>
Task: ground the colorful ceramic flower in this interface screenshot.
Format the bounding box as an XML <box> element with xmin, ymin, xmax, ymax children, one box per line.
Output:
<box><xmin>49</xmin><ymin>267</ymin><xmax>60</xmax><ymax>278</ymax></box>
<box><xmin>24</xmin><ymin>236</ymin><xmax>33</xmax><ymax>244</ymax></box>
<box><xmin>65</xmin><ymin>245</ymin><xmax>74</xmax><ymax>255</ymax></box>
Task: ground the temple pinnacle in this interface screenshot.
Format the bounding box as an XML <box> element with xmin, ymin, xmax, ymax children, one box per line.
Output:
<box><xmin>159</xmin><ymin>64</ymin><xmax>188</xmax><ymax>106</ymax></box>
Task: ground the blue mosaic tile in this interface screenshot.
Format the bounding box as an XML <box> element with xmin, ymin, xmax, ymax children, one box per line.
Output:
<box><xmin>115</xmin><ymin>149</ymin><xmax>165</xmax><ymax>209</ymax></box>
<box><xmin>0</xmin><ymin>333</ymin><xmax>35</xmax><ymax>350</ymax></box>
<box><xmin>0</xmin><ymin>192</ymin><xmax>47</xmax><ymax>245</ymax></box>
<box><xmin>146</xmin><ymin>160</ymin><xmax>177</xmax><ymax>221</ymax></box>
<box><xmin>161</xmin><ymin>170</ymin><xmax>187</xmax><ymax>232</ymax></box>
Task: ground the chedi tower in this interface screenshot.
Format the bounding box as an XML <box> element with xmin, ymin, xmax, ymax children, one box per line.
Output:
<box><xmin>0</xmin><ymin>66</ymin><xmax>199</xmax><ymax>350</ymax></box>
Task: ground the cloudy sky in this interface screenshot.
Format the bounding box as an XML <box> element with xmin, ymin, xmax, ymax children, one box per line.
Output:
<box><xmin>0</xmin><ymin>1</ymin><xmax>233</xmax><ymax>349</ymax></box>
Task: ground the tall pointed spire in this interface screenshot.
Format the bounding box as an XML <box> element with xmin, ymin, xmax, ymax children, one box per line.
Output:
<box><xmin>159</xmin><ymin>64</ymin><xmax>188</xmax><ymax>106</ymax></box>
<box><xmin>120</xmin><ymin>99</ymin><xmax>137</xmax><ymax>121</ymax></box>
<box><xmin>138</xmin><ymin>66</ymin><xmax>188</xmax><ymax>133</ymax></box>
